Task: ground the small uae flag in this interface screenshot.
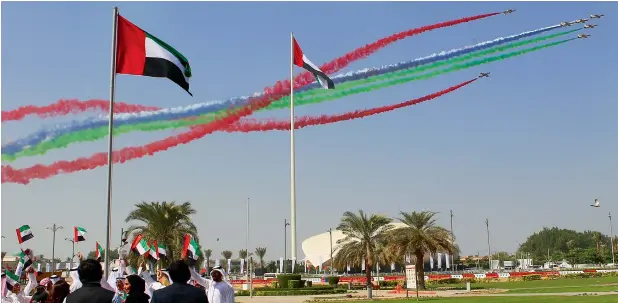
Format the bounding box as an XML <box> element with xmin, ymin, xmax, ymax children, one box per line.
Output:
<box><xmin>74</xmin><ymin>226</ymin><xmax>87</xmax><ymax>242</ymax></box>
<box><xmin>116</xmin><ymin>14</ymin><xmax>192</xmax><ymax>95</ymax></box>
<box><xmin>17</xmin><ymin>250</ymin><xmax>33</xmax><ymax>271</ymax></box>
<box><xmin>157</xmin><ymin>242</ymin><xmax>167</xmax><ymax>260</ymax></box>
<box><xmin>182</xmin><ymin>234</ymin><xmax>200</xmax><ymax>260</ymax></box>
<box><xmin>130</xmin><ymin>234</ymin><xmax>149</xmax><ymax>256</ymax></box>
<box><xmin>148</xmin><ymin>240</ymin><xmax>159</xmax><ymax>263</ymax></box>
<box><xmin>4</xmin><ymin>270</ymin><xmax>19</xmax><ymax>288</ymax></box>
<box><xmin>292</xmin><ymin>37</ymin><xmax>335</xmax><ymax>90</ymax></box>
<box><xmin>16</xmin><ymin>225</ymin><xmax>34</xmax><ymax>244</ymax></box>
<box><xmin>95</xmin><ymin>242</ymin><xmax>104</xmax><ymax>261</ymax></box>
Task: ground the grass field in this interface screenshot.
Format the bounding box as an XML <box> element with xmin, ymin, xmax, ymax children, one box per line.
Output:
<box><xmin>428</xmin><ymin>276</ymin><xmax>618</xmax><ymax>293</ymax></box>
<box><xmin>349</xmin><ymin>296</ymin><xmax>618</xmax><ymax>303</ymax></box>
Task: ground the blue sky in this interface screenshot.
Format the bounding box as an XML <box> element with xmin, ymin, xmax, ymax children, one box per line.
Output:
<box><xmin>2</xmin><ymin>1</ymin><xmax>617</xmax><ymax>262</ymax></box>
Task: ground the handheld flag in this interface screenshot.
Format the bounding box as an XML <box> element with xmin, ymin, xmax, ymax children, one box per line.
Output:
<box><xmin>74</xmin><ymin>226</ymin><xmax>87</xmax><ymax>242</ymax></box>
<box><xmin>157</xmin><ymin>242</ymin><xmax>167</xmax><ymax>260</ymax></box>
<box><xmin>148</xmin><ymin>240</ymin><xmax>159</xmax><ymax>263</ymax></box>
<box><xmin>16</xmin><ymin>225</ymin><xmax>34</xmax><ymax>244</ymax></box>
<box><xmin>95</xmin><ymin>242</ymin><xmax>104</xmax><ymax>261</ymax></box>
<box><xmin>293</xmin><ymin>37</ymin><xmax>335</xmax><ymax>89</ymax></box>
<box><xmin>130</xmin><ymin>234</ymin><xmax>149</xmax><ymax>256</ymax></box>
<box><xmin>116</xmin><ymin>15</ymin><xmax>192</xmax><ymax>95</ymax></box>
<box><xmin>182</xmin><ymin>234</ymin><xmax>200</xmax><ymax>260</ymax></box>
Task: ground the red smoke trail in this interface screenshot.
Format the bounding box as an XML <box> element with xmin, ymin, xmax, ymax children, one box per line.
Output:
<box><xmin>2</xmin><ymin>78</ymin><xmax>476</xmax><ymax>184</ymax></box>
<box><xmin>1</xmin><ymin>100</ymin><xmax>160</xmax><ymax>122</ymax></box>
<box><xmin>2</xmin><ymin>12</ymin><xmax>500</xmax><ymax>184</ymax></box>
<box><xmin>2</xmin><ymin>12</ymin><xmax>500</xmax><ymax>122</ymax></box>
<box><xmin>227</xmin><ymin>79</ymin><xmax>477</xmax><ymax>133</ymax></box>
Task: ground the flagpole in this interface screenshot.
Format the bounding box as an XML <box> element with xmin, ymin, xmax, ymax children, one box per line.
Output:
<box><xmin>289</xmin><ymin>32</ymin><xmax>297</xmax><ymax>270</ymax></box>
<box><xmin>104</xmin><ymin>6</ymin><xmax>119</xmax><ymax>279</ymax></box>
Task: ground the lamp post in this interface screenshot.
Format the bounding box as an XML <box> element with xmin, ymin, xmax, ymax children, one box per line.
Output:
<box><xmin>65</xmin><ymin>238</ymin><xmax>76</xmax><ymax>269</ymax></box>
<box><xmin>609</xmin><ymin>212</ymin><xmax>615</xmax><ymax>265</ymax></box>
<box><xmin>485</xmin><ymin>218</ymin><xmax>491</xmax><ymax>270</ymax></box>
<box><xmin>450</xmin><ymin>210</ymin><xmax>455</xmax><ymax>272</ymax></box>
<box><xmin>284</xmin><ymin>219</ymin><xmax>290</xmax><ymax>273</ymax></box>
<box><xmin>328</xmin><ymin>228</ymin><xmax>334</xmax><ymax>275</ymax></box>
<box><xmin>47</xmin><ymin>224</ymin><xmax>63</xmax><ymax>271</ymax></box>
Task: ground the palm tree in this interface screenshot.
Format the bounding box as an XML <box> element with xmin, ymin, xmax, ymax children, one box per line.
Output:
<box><xmin>125</xmin><ymin>201</ymin><xmax>198</xmax><ymax>264</ymax></box>
<box><xmin>204</xmin><ymin>249</ymin><xmax>212</xmax><ymax>269</ymax></box>
<box><xmin>389</xmin><ymin>211</ymin><xmax>455</xmax><ymax>290</ymax></box>
<box><xmin>239</xmin><ymin>249</ymin><xmax>248</xmax><ymax>260</ymax></box>
<box><xmin>255</xmin><ymin>247</ymin><xmax>267</xmax><ymax>268</ymax></box>
<box><xmin>332</xmin><ymin>210</ymin><xmax>393</xmax><ymax>298</ymax></box>
<box><xmin>222</xmin><ymin>250</ymin><xmax>233</xmax><ymax>260</ymax></box>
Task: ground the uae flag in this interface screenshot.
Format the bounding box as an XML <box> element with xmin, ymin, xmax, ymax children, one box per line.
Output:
<box><xmin>4</xmin><ymin>270</ymin><xmax>19</xmax><ymax>288</ymax></box>
<box><xmin>16</xmin><ymin>251</ymin><xmax>32</xmax><ymax>274</ymax></box>
<box><xmin>148</xmin><ymin>240</ymin><xmax>159</xmax><ymax>263</ymax></box>
<box><xmin>130</xmin><ymin>234</ymin><xmax>149</xmax><ymax>256</ymax></box>
<box><xmin>121</xmin><ymin>231</ymin><xmax>129</xmax><ymax>243</ymax></box>
<box><xmin>182</xmin><ymin>234</ymin><xmax>200</xmax><ymax>260</ymax></box>
<box><xmin>293</xmin><ymin>37</ymin><xmax>335</xmax><ymax>90</ymax></box>
<box><xmin>157</xmin><ymin>243</ymin><xmax>167</xmax><ymax>260</ymax></box>
<box><xmin>116</xmin><ymin>15</ymin><xmax>192</xmax><ymax>95</ymax></box>
<box><xmin>16</xmin><ymin>225</ymin><xmax>34</xmax><ymax>244</ymax></box>
<box><xmin>95</xmin><ymin>242</ymin><xmax>104</xmax><ymax>261</ymax></box>
<box><xmin>74</xmin><ymin>226</ymin><xmax>87</xmax><ymax>242</ymax></box>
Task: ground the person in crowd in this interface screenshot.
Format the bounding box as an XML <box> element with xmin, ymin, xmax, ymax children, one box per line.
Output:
<box><xmin>48</xmin><ymin>277</ymin><xmax>59</xmax><ymax>286</ymax></box>
<box><xmin>111</xmin><ymin>277</ymin><xmax>127</xmax><ymax>303</ymax></box>
<box><xmin>123</xmin><ymin>275</ymin><xmax>150</xmax><ymax>303</ymax></box>
<box><xmin>1</xmin><ymin>273</ymin><xmax>7</xmax><ymax>298</ymax></box>
<box><xmin>47</xmin><ymin>280</ymin><xmax>69</xmax><ymax>303</ymax></box>
<box><xmin>65</xmin><ymin>259</ymin><xmax>114</xmax><ymax>303</ymax></box>
<box><xmin>39</xmin><ymin>278</ymin><xmax>53</xmax><ymax>294</ymax></box>
<box><xmin>2</xmin><ymin>267</ymin><xmax>37</xmax><ymax>303</ymax></box>
<box><xmin>149</xmin><ymin>260</ymin><xmax>208</xmax><ymax>303</ymax></box>
<box><xmin>190</xmin><ymin>266</ymin><xmax>234</xmax><ymax>303</ymax></box>
<box><xmin>30</xmin><ymin>285</ymin><xmax>48</xmax><ymax>302</ymax></box>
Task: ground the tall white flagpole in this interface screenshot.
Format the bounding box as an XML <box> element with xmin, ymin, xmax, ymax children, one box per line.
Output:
<box><xmin>289</xmin><ymin>32</ymin><xmax>297</xmax><ymax>269</ymax></box>
<box><xmin>104</xmin><ymin>6</ymin><xmax>119</xmax><ymax>278</ymax></box>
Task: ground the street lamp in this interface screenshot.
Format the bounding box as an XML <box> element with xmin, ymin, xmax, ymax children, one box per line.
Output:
<box><xmin>284</xmin><ymin>219</ymin><xmax>290</xmax><ymax>273</ymax></box>
<box><xmin>328</xmin><ymin>228</ymin><xmax>334</xmax><ymax>275</ymax></box>
<box><xmin>609</xmin><ymin>212</ymin><xmax>615</xmax><ymax>265</ymax></box>
<box><xmin>47</xmin><ymin>224</ymin><xmax>63</xmax><ymax>271</ymax></box>
<box><xmin>485</xmin><ymin>218</ymin><xmax>491</xmax><ymax>271</ymax></box>
<box><xmin>65</xmin><ymin>238</ymin><xmax>76</xmax><ymax>270</ymax></box>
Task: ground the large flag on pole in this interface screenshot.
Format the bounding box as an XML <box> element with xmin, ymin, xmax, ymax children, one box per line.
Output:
<box><xmin>74</xmin><ymin>226</ymin><xmax>87</xmax><ymax>242</ymax></box>
<box><xmin>116</xmin><ymin>14</ymin><xmax>193</xmax><ymax>95</ymax></box>
<box><xmin>292</xmin><ymin>37</ymin><xmax>335</xmax><ymax>89</ymax></box>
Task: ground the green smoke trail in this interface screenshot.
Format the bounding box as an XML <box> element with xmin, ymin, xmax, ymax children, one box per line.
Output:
<box><xmin>2</xmin><ymin>37</ymin><xmax>575</xmax><ymax>162</ymax></box>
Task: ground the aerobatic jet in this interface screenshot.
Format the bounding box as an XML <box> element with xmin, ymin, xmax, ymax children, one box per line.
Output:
<box><xmin>574</xmin><ymin>18</ymin><xmax>589</xmax><ymax>23</ymax></box>
<box><xmin>503</xmin><ymin>9</ymin><xmax>516</xmax><ymax>15</ymax></box>
<box><xmin>577</xmin><ymin>34</ymin><xmax>591</xmax><ymax>39</ymax></box>
<box><xmin>590</xmin><ymin>14</ymin><xmax>604</xmax><ymax>19</ymax></box>
<box><xmin>560</xmin><ymin>21</ymin><xmax>573</xmax><ymax>26</ymax></box>
<box><xmin>479</xmin><ymin>72</ymin><xmax>490</xmax><ymax>78</ymax></box>
<box><xmin>584</xmin><ymin>24</ymin><xmax>597</xmax><ymax>28</ymax></box>
<box><xmin>591</xmin><ymin>199</ymin><xmax>600</xmax><ymax>208</ymax></box>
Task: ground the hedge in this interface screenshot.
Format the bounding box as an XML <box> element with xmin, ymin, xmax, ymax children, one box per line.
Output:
<box><xmin>236</xmin><ymin>288</ymin><xmax>346</xmax><ymax>296</ymax></box>
<box><xmin>277</xmin><ymin>274</ymin><xmax>301</xmax><ymax>289</ymax></box>
<box><xmin>327</xmin><ymin>276</ymin><xmax>340</xmax><ymax>285</ymax></box>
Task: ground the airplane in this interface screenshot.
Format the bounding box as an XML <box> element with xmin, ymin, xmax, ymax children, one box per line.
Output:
<box><xmin>574</xmin><ymin>18</ymin><xmax>589</xmax><ymax>23</ymax></box>
<box><xmin>590</xmin><ymin>14</ymin><xmax>604</xmax><ymax>19</ymax></box>
<box><xmin>503</xmin><ymin>9</ymin><xmax>516</xmax><ymax>15</ymax></box>
<box><xmin>584</xmin><ymin>24</ymin><xmax>597</xmax><ymax>28</ymax></box>
<box><xmin>591</xmin><ymin>199</ymin><xmax>600</xmax><ymax>208</ymax></box>
<box><xmin>577</xmin><ymin>34</ymin><xmax>591</xmax><ymax>39</ymax></box>
<box><xmin>560</xmin><ymin>21</ymin><xmax>573</xmax><ymax>27</ymax></box>
<box><xmin>479</xmin><ymin>72</ymin><xmax>491</xmax><ymax>78</ymax></box>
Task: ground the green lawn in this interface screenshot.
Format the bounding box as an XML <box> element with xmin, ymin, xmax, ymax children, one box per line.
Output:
<box><xmin>428</xmin><ymin>276</ymin><xmax>618</xmax><ymax>292</ymax></box>
<box><xmin>348</xmin><ymin>296</ymin><xmax>618</xmax><ymax>303</ymax></box>
<box><xmin>507</xmin><ymin>284</ymin><xmax>618</xmax><ymax>294</ymax></box>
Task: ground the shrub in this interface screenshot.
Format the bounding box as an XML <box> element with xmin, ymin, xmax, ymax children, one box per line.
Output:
<box><xmin>522</xmin><ymin>274</ymin><xmax>542</xmax><ymax>281</ymax></box>
<box><xmin>327</xmin><ymin>276</ymin><xmax>340</xmax><ymax>285</ymax></box>
<box><xmin>236</xmin><ymin>288</ymin><xmax>346</xmax><ymax>296</ymax></box>
<box><xmin>435</xmin><ymin>278</ymin><xmax>459</xmax><ymax>285</ymax></box>
<box><xmin>378</xmin><ymin>281</ymin><xmax>399</xmax><ymax>287</ymax></box>
<box><xmin>270</xmin><ymin>281</ymin><xmax>278</xmax><ymax>288</ymax></box>
<box><xmin>289</xmin><ymin>280</ymin><xmax>302</xmax><ymax>288</ymax></box>
<box><xmin>277</xmin><ymin>274</ymin><xmax>302</xmax><ymax>289</ymax></box>
<box><xmin>305</xmin><ymin>280</ymin><xmax>313</xmax><ymax>287</ymax></box>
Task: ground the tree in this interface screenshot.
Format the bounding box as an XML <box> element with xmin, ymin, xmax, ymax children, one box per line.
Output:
<box><xmin>518</xmin><ymin>227</ymin><xmax>609</xmax><ymax>262</ymax></box>
<box><xmin>87</xmin><ymin>249</ymin><xmax>119</xmax><ymax>261</ymax></box>
<box><xmin>203</xmin><ymin>249</ymin><xmax>212</xmax><ymax>269</ymax></box>
<box><xmin>125</xmin><ymin>201</ymin><xmax>198</xmax><ymax>265</ymax></box>
<box><xmin>221</xmin><ymin>250</ymin><xmax>232</xmax><ymax>260</ymax></box>
<box><xmin>332</xmin><ymin>210</ymin><xmax>393</xmax><ymax>298</ymax></box>
<box><xmin>388</xmin><ymin>211</ymin><xmax>454</xmax><ymax>290</ymax></box>
<box><xmin>239</xmin><ymin>249</ymin><xmax>247</xmax><ymax>260</ymax></box>
<box><xmin>255</xmin><ymin>247</ymin><xmax>267</xmax><ymax>268</ymax></box>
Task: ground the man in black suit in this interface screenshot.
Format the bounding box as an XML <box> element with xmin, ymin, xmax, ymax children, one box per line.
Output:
<box><xmin>150</xmin><ymin>260</ymin><xmax>208</xmax><ymax>303</ymax></box>
<box><xmin>66</xmin><ymin>259</ymin><xmax>115</xmax><ymax>303</ymax></box>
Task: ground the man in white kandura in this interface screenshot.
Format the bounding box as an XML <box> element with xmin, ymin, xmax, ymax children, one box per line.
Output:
<box><xmin>191</xmin><ymin>266</ymin><xmax>234</xmax><ymax>303</ymax></box>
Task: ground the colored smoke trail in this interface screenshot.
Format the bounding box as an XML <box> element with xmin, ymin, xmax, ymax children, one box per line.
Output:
<box><xmin>3</xmin><ymin>31</ymin><xmax>578</xmax><ymax>161</ymax></box>
<box><xmin>1</xmin><ymin>12</ymin><xmax>501</xmax><ymax>123</ymax></box>
<box><xmin>227</xmin><ymin>79</ymin><xmax>478</xmax><ymax>133</ymax></box>
<box><xmin>1</xmin><ymin>12</ymin><xmax>502</xmax><ymax>184</ymax></box>
<box><xmin>4</xmin><ymin>26</ymin><xmax>576</xmax><ymax>155</ymax></box>
<box><xmin>1</xmin><ymin>100</ymin><xmax>160</xmax><ymax>122</ymax></box>
<box><xmin>2</xmin><ymin>78</ymin><xmax>476</xmax><ymax>184</ymax></box>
